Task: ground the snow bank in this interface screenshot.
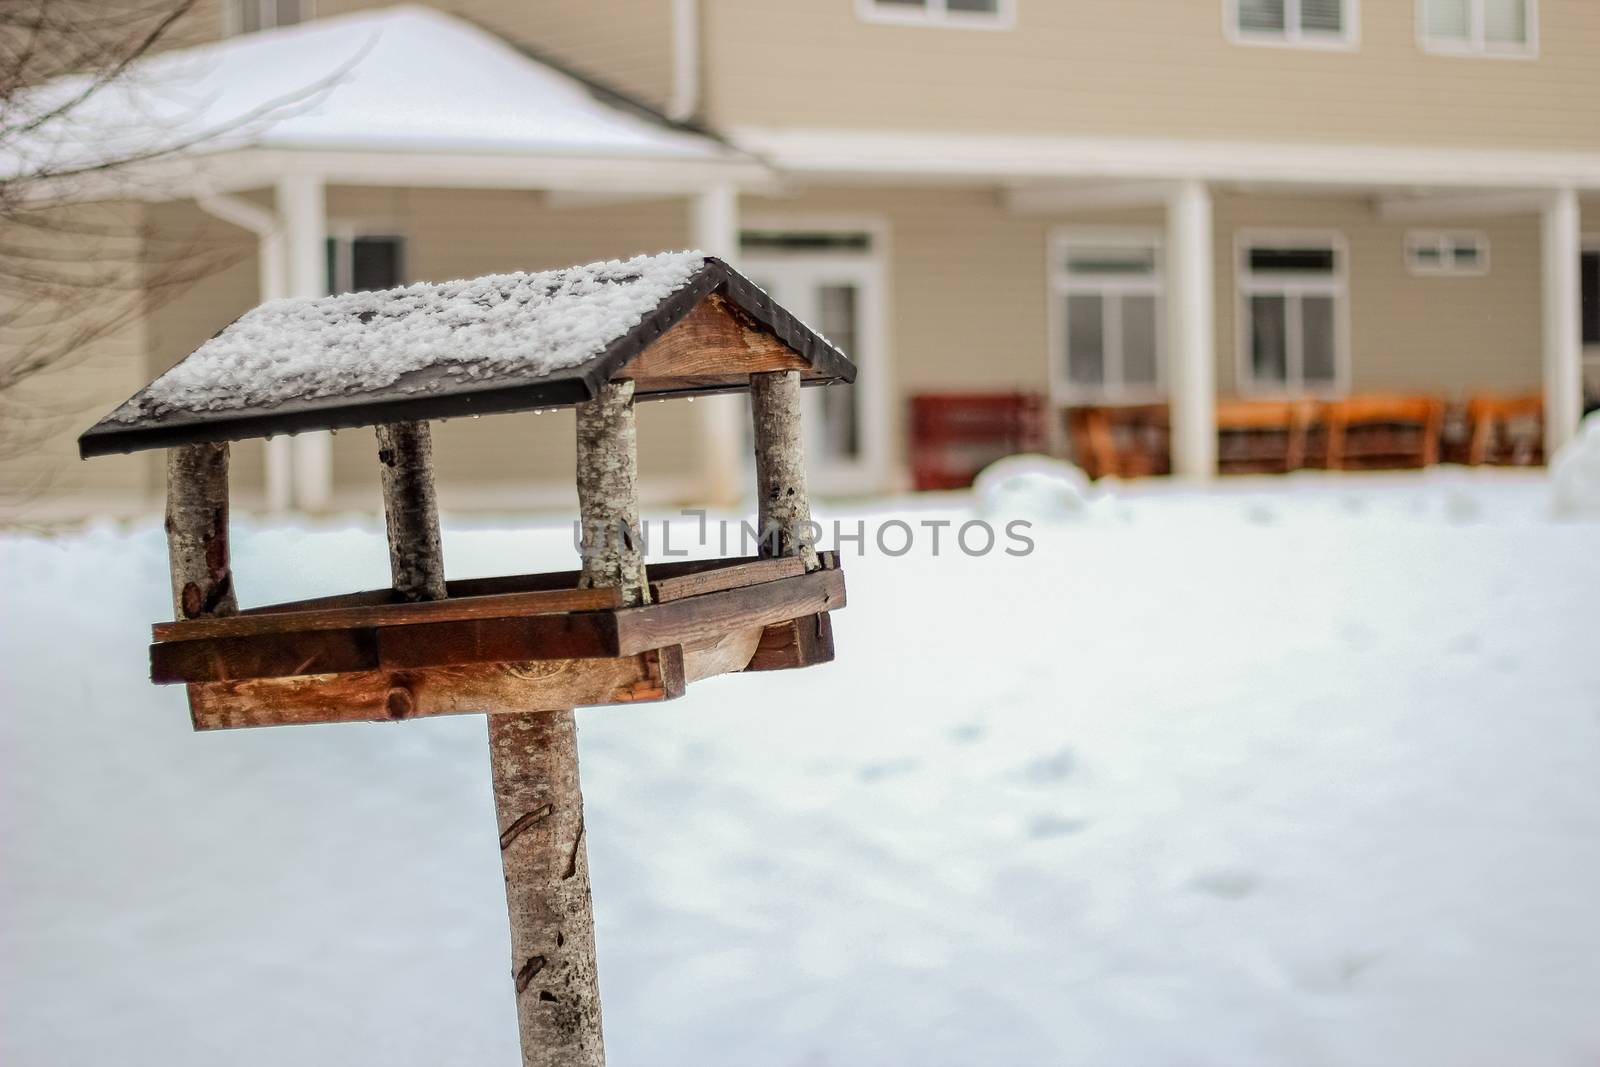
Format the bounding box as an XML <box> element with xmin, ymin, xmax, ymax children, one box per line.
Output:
<box><xmin>1551</xmin><ymin>411</ymin><xmax>1600</xmax><ymax>518</ymax></box>
<box><xmin>972</xmin><ymin>453</ymin><xmax>1097</xmax><ymax>522</ymax></box>
<box><xmin>4</xmin><ymin>474</ymin><xmax>1599</xmax><ymax>1066</ymax></box>
<box><xmin>117</xmin><ymin>251</ymin><xmax>706</xmax><ymax>420</ymax></box>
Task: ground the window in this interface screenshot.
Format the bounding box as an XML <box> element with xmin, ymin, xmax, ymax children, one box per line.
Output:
<box><xmin>1230</xmin><ymin>0</ymin><xmax>1356</xmax><ymax>46</ymax></box>
<box><xmin>1420</xmin><ymin>0</ymin><xmax>1536</xmax><ymax>55</ymax></box>
<box><xmin>857</xmin><ymin>0</ymin><xmax>1014</xmax><ymax>29</ymax></box>
<box><xmin>1405</xmin><ymin>231</ymin><xmax>1489</xmax><ymax>276</ymax></box>
<box><xmin>325</xmin><ymin>234</ymin><xmax>404</xmax><ymax>295</ymax></box>
<box><xmin>1050</xmin><ymin>234</ymin><xmax>1165</xmax><ymax>400</ymax></box>
<box><xmin>1582</xmin><ymin>249</ymin><xmax>1600</xmax><ymax>349</ymax></box>
<box><xmin>230</xmin><ymin>0</ymin><xmax>307</xmax><ymax>35</ymax></box>
<box><xmin>1237</xmin><ymin>235</ymin><xmax>1346</xmax><ymax>394</ymax></box>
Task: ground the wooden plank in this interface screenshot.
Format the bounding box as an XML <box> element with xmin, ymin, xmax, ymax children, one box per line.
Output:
<box><xmin>744</xmin><ymin>613</ymin><xmax>836</xmax><ymax>672</ymax></box>
<box><xmin>682</xmin><ymin>625</ymin><xmax>765</xmax><ymax>682</ymax></box>
<box><xmin>623</xmin><ymin>294</ymin><xmax>809</xmax><ymax>387</ymax></box>
<box><xmin>377</xmin><ymin>612</ymin><xmax>620</xmax><ymax>671</ymax></box>
<box><xmin>613</xmin><ymin>568</ymin><xmax>845</xmax><ymax>657</ymax></box>
<box><xmin>153</xmin><ymin>585</ymin><xmax>619</xmax><ymax>643</ymax></box>
<box><xmin>648</xmin><ymin>556</ymin><xmax>805</xmax><ymax>603</ymax></box>
<box><xmin>224</xmin><ymin>556</ymin><xmax>774</xmax><ymax>621</ymax></box>
<box><xmin>152</xmin><ymin>629</ymin><xmax>379</xmax><ymax>685</ymax></box>
<box><xmin>186</xmin><ymin>650</ymin><xmax>682</xmax><ymax>731</ymax></box>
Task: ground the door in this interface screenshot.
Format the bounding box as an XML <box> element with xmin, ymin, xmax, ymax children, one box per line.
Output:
<box><xmin>741</xmin><ymin>246</ymin><xmax>888</xmax><ymax>494</ymax></box>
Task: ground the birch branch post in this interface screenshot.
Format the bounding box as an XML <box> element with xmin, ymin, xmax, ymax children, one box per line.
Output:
<box><xmin>165</xmin><ymin>441</ymin><xmax>238</xmax><ymax>619</ymax></box>
<box><xmin>751</xmin><ymin>369</ymin><xmax>820</xmax><ymax>571</ymax></box>
<box><xmin>375</xmin><ymin>420</ymin><xmax>447</xmax><ymax>602</ymax></box>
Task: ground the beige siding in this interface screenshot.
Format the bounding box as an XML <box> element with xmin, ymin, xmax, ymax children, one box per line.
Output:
<box><xmin>705</xmin><ymin>0</ymin><xmax>1600</xmax><ymax>151</ymax></box>
<box><xmin>316</xmin><ymin>0</ymin><xmax>676</xmax><ymax>111</ymax></box>
<box><xmin>747</xmin><ymin>186</ymin><xmax>1545</xmax><ymax>473</ymax></box>
<box><xmin>317</xmin><ymin>187</ymin><xmax>701</xmax><ymax>502</ymax></box>
<box><xmin>0</xmin><ymin>203</ymin><xmax>155</xmax><ymax>517</ymax></box>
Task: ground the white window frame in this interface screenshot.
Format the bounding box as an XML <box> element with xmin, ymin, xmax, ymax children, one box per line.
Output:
<box><xmin>1405</xmin><ymin>230</ymin><xmax>1491</xmax><ymax>276</ymax></box>
<box><xmin>739</xmin><ymin>214</ymin><xmax>894</xmax><ymax>495</ymax></box>
<box><xmin>1225</xmin><ymin>0</ymin><xmax>1360</xmax><ymax>50</ymax></box>
<box><xmin>225</xmin><ymin>0</ymin><xmax>312</xmax><ymax>36</ymax></box>
<box><xmin>325</xmin><ymin>225</ymin><xmax>405</xmax><ymax>296</ymax></box>
<box><xmin>1417</xmin><ymin>0</ymin><xmax>1538</xmax><ymax>58</ymax></box>
<box><xmin>1235</xmin><ymin>230</ymin><xmax>1351</xmax><ymax>397</ymax></box>
<box><xmin>1047</xmin><ymin>228</ymin><xmax>1168</xmax><ymax>405</ymax></box>
<box><xmin>856</xmin><ymin>0</ymin><xmax>1016</xmax><ymax>31</ymax></box>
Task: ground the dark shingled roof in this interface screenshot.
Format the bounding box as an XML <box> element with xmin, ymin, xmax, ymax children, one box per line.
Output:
<box><xmin>79</xmin><ymin>256</ymin><xmax>856</xmax><ymax>458</ymax></box>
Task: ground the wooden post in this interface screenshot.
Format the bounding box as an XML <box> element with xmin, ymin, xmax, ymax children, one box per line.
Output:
<box><xmin>489</xmin><ymin>710</ymin><xmax>605</xmax><ymax>1067</ymax></box>
<box><xmin>750</xmin><ymin>369</ymin><xmax>820</xmax><ymax>571</ymax></box>
<box><xmin>375</xmin><ymin>420</ymin><xmax>447</xmax><ymax>601</ymax></box>
<box><xmin>165</xmin><ymin>441</ymin><xmax>238</xmax><ymax>619</ymax></box>
<box><xmin>576</xmin><ymin>379</ymin><xmax>649</xmax><ymax>606</ymax></box>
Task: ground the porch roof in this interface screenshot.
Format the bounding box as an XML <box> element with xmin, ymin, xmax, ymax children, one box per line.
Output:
<box><xmin>3</xmin><ymin>5</ymin><xmax>761</xmax><ymax>196</ymax></box>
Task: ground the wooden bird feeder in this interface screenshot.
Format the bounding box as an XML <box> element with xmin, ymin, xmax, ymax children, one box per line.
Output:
<box><xmin>79</xmin><ymin>252</ymin><xmax>853</xmax><ymax>1067</ymax></box>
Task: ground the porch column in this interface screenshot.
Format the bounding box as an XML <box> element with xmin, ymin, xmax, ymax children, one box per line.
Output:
<box><xmin>690</xmin><ymin>182</ymin><xmax>744</xmax><ymax>505</ymax></box>
<box><xmin>1167</xmin><ymin>179</ymin><xmax>1216</xmax><ymax>479</ymax></box>
<box><xmin>279</xmin><ymin>172</ymin><xmax>333</xmax><ymax>511</ymax></box>
<box><xmin>1542</xmin><ymin>187</ymin><xmax>1583</xmax><ymax>457</ymax></box>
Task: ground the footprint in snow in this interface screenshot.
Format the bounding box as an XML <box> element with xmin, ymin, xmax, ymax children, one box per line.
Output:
<box><xmin>857</xmin><ymin>758</ymin><xmax>920</xmax><ymax>784</ymax></box>
<box><xmin>948</xmin><ymin>722</ymin><xmax>986</xmax><ymax>745</ymax></box>
<box><xmin>1187</xmin><ymin>867</ymin><xmax>1261</xmax><ymax>900</ymax></box>
<box><xmin>1026</xmin><ymin>813</ymin><xmax>1089</xmax><ymax>840</ymax></box>
<box><xmin>1017</xmin><ymin>746</ymin><xmax>1075</xmax><ymax>784</ymax></box>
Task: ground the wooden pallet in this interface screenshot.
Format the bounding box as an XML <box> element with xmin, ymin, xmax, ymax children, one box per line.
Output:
<box><xmin>153</xmin><ymin>555</ymin><xmax>844</xmax><ymax>731</ymax></box>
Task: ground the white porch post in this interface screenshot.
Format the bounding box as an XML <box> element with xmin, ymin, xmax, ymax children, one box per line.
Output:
<box><xmin>690</xmin><ymin>182</ymin><xmax>744</xmax><ymax>505</ymax></box>
<box><xmin>1542</xmin><ymin>187</ymin><xmax>1583</xmax><ymax>458</ymax></box>
<box><xmin>279</xmin><ymin>172</ymin><xmax>332</xmax><ymax>511</ymax></box>
<box><xmin>1167</xmin><ymin>179</ymin><xmax>1217</xmax><ymax>480</ymax></box>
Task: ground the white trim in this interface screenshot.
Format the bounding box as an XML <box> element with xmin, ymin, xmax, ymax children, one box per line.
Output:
<box><xmin>1404</xmin><ymin>229</ymin><xmax>1491</xmax><ymax>276</ymax></box>
<box><xmin>1225</xmin><ymin>0</ymin><xmax>1360</xmax><ymax>50</ymax></box>
<box><xmin>855</xmin><ymin>0</ymin><xmax>1016</xmax><ymax>31</ymax></box>
<box><xmin>1376</xmin><ymin>189</ymin><xmax>1553</xmax><ymax>221</ymax></box>
<box><xmin>1417</xmin><ymin>0</ymin><xmax>1538</xmax><ymax>58</ymax></box>
<box><xmin>739</xmin><ymin>214</ymin><xmax>895</xmax><ymax>496</ymax></box>
<box><xmin>223</xmin><ymin>0</ymin><xmax>313</xmax><ymax>37</ymax></box>
<box><xmin>1005</xmin><ymin>181</ymin><xmax>1179</xmax><ymax>215</ymax></box>
<box><xmin>728</xmin><ymin>127</ymin><xmax>1600</xmax><ymax>191</ymax></box>
<box><xmin>1045</xmin><ymin>228</ymin><xmax>1168</xmax><ymax>406</ymax></box>
<box><xmin>1233</xmin><ymin>229</ymin><xmax>1352</xmax><ymax>397</ymax></box>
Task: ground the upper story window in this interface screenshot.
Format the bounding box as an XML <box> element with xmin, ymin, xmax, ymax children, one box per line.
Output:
<box><xmin>1237</xmin><ymin>235</ymin><xmax>1347</xmax><ymax>394</ymax></box>
<box><xmin>1230</xmin><ymin>0</ymin><xmax>1356</xmax><ymax>48</ymax></box>
<box><xmin>857</xmin><ymin>0</ymin><xmax>1015</xmax><ymax>30</ymax></box>
<box><xmin>1405</xmin><ymin>231</ymin><xmax>1490</xmax><ymax>276</ymax></box>
<box><xmin>230</xmin><ymin>0</ymin><xmax>308</xmax><ymax>35</ymax></box>
<box><xmin>1420</xmin><ymin>0</ymin><xmax>1536</xmax><ymax>56</ymax></box>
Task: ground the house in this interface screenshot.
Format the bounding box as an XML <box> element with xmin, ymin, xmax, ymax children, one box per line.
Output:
<box><xmin>6</xmin><ymin>0</ymin><xmax>1600</xmax><ymax>519</ymax></box>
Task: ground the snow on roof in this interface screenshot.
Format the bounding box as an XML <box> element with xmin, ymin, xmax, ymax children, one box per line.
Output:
<box><xmin>2</xmin><ymin>5</ymin><xmax>734</xmax><ymax>182</ymax></box>
<box><xmin>116</xmin><ymin>251</ymin><xmax>710</xmax><ymax>422</ymax></box>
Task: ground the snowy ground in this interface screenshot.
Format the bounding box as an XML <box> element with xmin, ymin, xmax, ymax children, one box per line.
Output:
<box><xmin>4</xmin><ymin>470</ymin><xmax>1599</xmax><ymax>1066</ymax></box>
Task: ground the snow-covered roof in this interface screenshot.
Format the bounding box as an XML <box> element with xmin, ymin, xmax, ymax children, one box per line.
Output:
<box><xmin>3</xmin><ymin>5</ymin><xmax>739</xmax><ymax>183</ymax></box>
<box><xmin>79</xmin><ymin>253</ymin><xmax>856</xmax><ymax>457</ymax></box>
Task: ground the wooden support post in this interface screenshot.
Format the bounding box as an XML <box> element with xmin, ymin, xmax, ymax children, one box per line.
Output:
<box><xmin>750</xmin><ymin>369</ymin><xmax>820</xmax><ymax>571</ymax></box>
<box><xmin>165</xmin><ymin>442</ymin><xmax>238</xmax><ymax>620</ymax></box>
<box><xmin>576</xmin><ymin>379</ymin><xmax>649</xmax><ymax>606</ymax></box>
<box><xmin>375</xmin><ymin>420</ymin><xmax>447</xmax><ymax>601</ymax></box>
<box><xmin>488</xmin><ymin>711</ymin><xmax>605</xmax><ymax>1067</ymax></box>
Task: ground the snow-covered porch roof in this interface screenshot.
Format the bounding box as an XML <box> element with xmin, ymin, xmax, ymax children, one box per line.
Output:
<box><xmin>6</xmin><ymin>4</ymin><xmax>770</xmax><ymax>201</ymax></box>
